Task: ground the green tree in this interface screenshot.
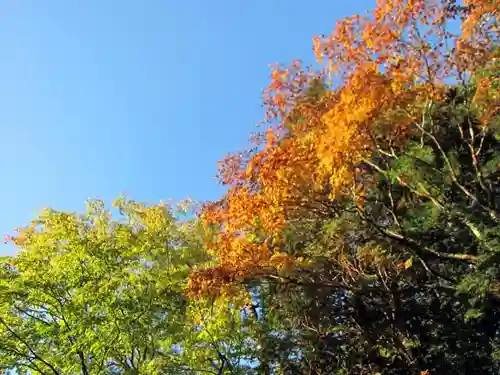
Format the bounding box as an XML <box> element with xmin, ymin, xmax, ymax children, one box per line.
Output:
<box><xmin>0</xmin><ymin>197</ymin><xmax>256</xmax><ymax>374</ymax></box>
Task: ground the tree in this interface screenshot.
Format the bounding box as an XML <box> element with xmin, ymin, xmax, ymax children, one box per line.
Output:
<box><xmin>0</xmin><ymin>197</ymin><xmax>257</xmax><ymax>374</ymax></box>
<box><xmin>190</xmin><ymin>0</ymin><xmax>500</xmax><ymax>373</ymax></box>
<box><xmin>190</xmin><ymin>0</ymin><xmax>499</xmax><ymax>293</ymax></box>
<box><xmin>1</xmin><ymin>1</ymin><xmax>498</xmax><ymax>374</ymax></box>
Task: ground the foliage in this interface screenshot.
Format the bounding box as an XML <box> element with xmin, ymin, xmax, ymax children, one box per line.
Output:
<box><xmin>189</xmin><ymin>0</ymin><xmax>500</xmax><ymax>373</ymax></box>
<box><xmin>1</xmin><ymin>1</ymin><xmax>499</xmax><ymax>374</ymax></box>
<box><xmin>0</xmin><ymin>198</ymin><xmax>259</xmax><ymax>374</ymax></box>
<box><xmin>192</xmin><ymin>0</ymin><xmax>499</xmax><ymax>294</ymax></box>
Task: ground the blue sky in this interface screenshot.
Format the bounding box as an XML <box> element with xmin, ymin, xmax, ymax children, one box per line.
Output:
<box><xmin>0</xmin><ymin>0</ymin><xmax>374</xmax><ymax>254</ymax></box>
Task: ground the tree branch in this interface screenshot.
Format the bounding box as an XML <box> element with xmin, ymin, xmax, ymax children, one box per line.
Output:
<box><xmin>0</xmin><ymin>317</ymin><xmax>60</xmax><ymax>375</ymax></box>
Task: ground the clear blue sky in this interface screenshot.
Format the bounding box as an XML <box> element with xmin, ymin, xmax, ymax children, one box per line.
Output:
<box><xmin>0</xmin><ymin>0</ymin><xmax>373</xmax><ymax>254</ymax></box>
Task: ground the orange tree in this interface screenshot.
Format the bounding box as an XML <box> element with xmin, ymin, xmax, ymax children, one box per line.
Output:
<box><xmin>188</xmin><ymin>0</ymin><xmax>499</xmax><ymax>296</ymax></box>
<box><xmin>188</xmin><ymin>0</ymin><xmax>500</xmax><ymax>373</ymax></box>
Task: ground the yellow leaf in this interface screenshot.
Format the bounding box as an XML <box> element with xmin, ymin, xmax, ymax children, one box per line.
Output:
<box><xmin>404</xmin><ymin>257</ymin><xmax>413</xmax><ymax>269</ymax></box>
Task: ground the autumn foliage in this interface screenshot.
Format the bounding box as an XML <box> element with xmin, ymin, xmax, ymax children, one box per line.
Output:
<box><xmin>2</xmin><ymin>1</ymin><xmax>499</xmax><ymax>374</ymax></box>
<box><xmin>188</xmin><ymin>0</ymin><xmax>499</xmax><ymax>296</ymax></box>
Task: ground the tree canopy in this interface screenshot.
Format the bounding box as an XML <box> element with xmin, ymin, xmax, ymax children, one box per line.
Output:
<box><xmin>1</xmin><ymin>0</ymin><xmax>499</xmax><ymax>374</ymax></box>
<box><xmin>0</xmin><ymin>198</ymin><xmax>262</xmax><ymax>374</ymax></box>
